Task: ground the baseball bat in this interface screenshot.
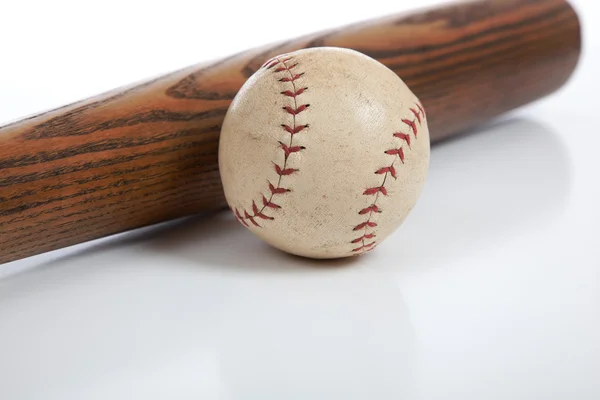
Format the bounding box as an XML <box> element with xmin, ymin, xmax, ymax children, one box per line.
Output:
<box><xmin>0</xmin><ymin>0</ymin><xmax>581</xmax><ymax>264</ymax></box>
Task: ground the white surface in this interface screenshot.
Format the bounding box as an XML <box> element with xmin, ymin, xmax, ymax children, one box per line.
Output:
<box><xmin>0</xmin><ymin>0</ymin><xmax>599</xmax><ymax>399</ymax></box>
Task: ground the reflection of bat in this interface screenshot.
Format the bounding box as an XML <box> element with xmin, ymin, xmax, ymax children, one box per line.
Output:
<box><xmin>0</xmin><ymin>0</ymin><xmax>581</xmax><ymax>264</ymax></box>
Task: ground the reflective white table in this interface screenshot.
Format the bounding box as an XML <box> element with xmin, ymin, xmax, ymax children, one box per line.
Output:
<box><xmin>1</xmin><ymin>0</ymin><xmax>599</xmax><ymax>398</ymax></box>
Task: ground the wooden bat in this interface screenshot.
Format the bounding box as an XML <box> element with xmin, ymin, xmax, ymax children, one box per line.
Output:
<box><xmin>0</xmin><ymin>0</ymin><xmax>581</xmax><ymax>265</ymax></box>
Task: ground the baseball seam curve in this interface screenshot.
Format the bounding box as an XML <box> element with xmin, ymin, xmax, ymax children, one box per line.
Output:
<box><xmin>233</xmin><ymin>55</ymin><xmax>309</xmax><ymax>228</ymax></box>
<box><xmin>351</xmin><ymin>102</ymin><xmax>426</xmax><ymax>254</ymax></box>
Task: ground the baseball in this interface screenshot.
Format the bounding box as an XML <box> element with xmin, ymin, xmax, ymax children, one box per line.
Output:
<box><xmin>218</xmin><ymin>47</ymin><xmax>430</xmax><ymax>259</ymax></box>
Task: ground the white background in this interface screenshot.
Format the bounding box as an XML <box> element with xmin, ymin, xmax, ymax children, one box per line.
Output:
<box><xmin>0</xmin><ymin>0</ymin><xmax>599</xmax><ymax>399</ymax></box>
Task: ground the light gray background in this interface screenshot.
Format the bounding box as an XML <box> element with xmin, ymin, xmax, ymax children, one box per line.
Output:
<box><xmin>0</xmin><ymin>0</ymin><xmax>598</xmax><ymax>399</ymax></box>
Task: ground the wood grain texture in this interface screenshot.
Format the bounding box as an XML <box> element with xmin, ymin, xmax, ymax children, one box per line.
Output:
<box><xmin>0</xmin><ymin>0</ymin><xmax>581</xmax><ymax>264</ymax></box>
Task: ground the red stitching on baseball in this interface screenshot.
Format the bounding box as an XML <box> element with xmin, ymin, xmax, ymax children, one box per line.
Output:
<box><xmin>279</xmin><ymin>73</ymin><xmax>304</xmax><ymax>82</ymax></box>
<box><xmin>351</xmin><ymin>233</ymin><xmax>376</xmax><ymax>244</ymax></box>
<box><xmin>244</xmin><ymin>210</ymin><xmax>260</xmax><ymax>227</ymax></box>
<box><xmin>402</xmin><ymin>118</ymin><xmax>418</xmax><ymax>137</ymax></box>
<box><xmin>376</xmin><ymin>165</ymin><xmax>397</xmax><ymax>179</ymax></box>
<box><xmin>281</xmin><ymin>87</ymin><xmax>307</xmax><ymax>98</ymax></box>
<box><xmin>283</xmin><ymin>104</ymin><xmax>309</xmax><ymax>115</ymax></box>
<box><xmin>351</xmin><ymin>233</ymin><xmax>376</xmax><ymax>243</ymax></box>
<box><xmin>352</xmin><ymin>241</ymin><xmax>376</xmax><ymax>253</ymax></box>
<box><xmin>282</xmin><ymin>124</ymin><xmax>308</xmax><ymax>134</ymax></box>
<box><xmin>279</xmin><ymin>142</ymin><xmax>305</xmax><ymax>157</ymax></box>
<box><xmin>417</xmin><ymin>103</ymin><xmax>426</xmax><ymax>118</ymax></box>
<box><xmin>269</xmin><ymin>181</ymin><xmax>290</xmax><ymax>194</ymax></box>
<box><xmin>393</xmin><ymin>132</ymin><xmax>411</xmax><ymax>147</ymax></box>
<box><xmin>354</xmin><ymin>221</ymin><xmax>377</xmax><ymax>231</ymax></box>
<box><xmin>235</xmin><ymin>56</ymin><xmax>308</xmax><ymax>227</ymax></box>
<box><xmin>363</xmin><ymin>186</ymin><xmax>388</xmax><ymax>196</ymax></box>
<box><xmin>262</xmin><ymin>195</ymin><xmax>281</xmax><ymax>209</ymax></box>
<box><xmin>385</xmin><ymin>147</ymin><xmax>405</xmax><ymax>163</ymax></box>
<box><xmin>274</xmin><ymin>163</ymin><xmax>298</xmax><ymax>176</ymax></box>
<box><xmin>252</xmin><ymin>201</ymin><xmax>274</xmax><ymax>220</ymax></box>
<box><xmin>263</xmin><ymin>59</ymin><xmax>279</xmax><ymax>69</ymax></box>
<box><xmin>275</xmin><ymin>63</ymin><xmax>297</xmax><ymax>72</ymax></box>
<box><xmin>359</xmin><ymin>205</ymin><xmax>381</xmax><ymax>215</ymax></box>
<box><xmin>350</xmin><ymin>101</ymin><xmax>425</xmax><ymax>254</ymax></box>
<box><xmin>410</xmin><ymin>108</ymin><xmax>421</xmax><ymax>124</ymax></box>
<box><xmin>263</xmin><ymin>56</ymin><xmax>292</xmax><ymax>68</ymax></box>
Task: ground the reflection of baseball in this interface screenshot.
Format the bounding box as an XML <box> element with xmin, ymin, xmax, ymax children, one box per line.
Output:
<box><xmin>219</xmin><ymin>47</ymin><xmax>430</xmax><ymax>259</ymax></box>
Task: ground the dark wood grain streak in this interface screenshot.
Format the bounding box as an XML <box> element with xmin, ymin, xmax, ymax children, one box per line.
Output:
<box><xmin>0</xmin><ymin>0</ymin><xmax>581</xmax><ymax>264</ymax></box>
